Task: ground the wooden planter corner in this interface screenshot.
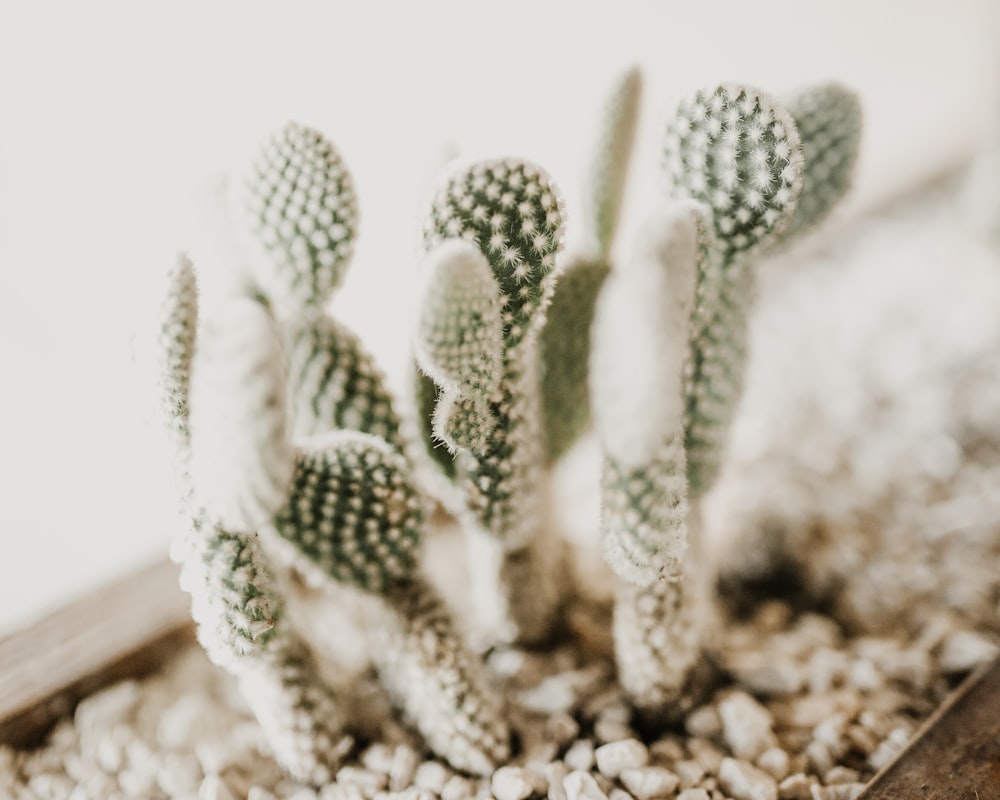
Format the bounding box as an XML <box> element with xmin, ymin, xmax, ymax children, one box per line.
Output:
<box><xmin>0</xmin><ymin>557</ymin><xmax>998</xmax><ymax>798</ymax></box>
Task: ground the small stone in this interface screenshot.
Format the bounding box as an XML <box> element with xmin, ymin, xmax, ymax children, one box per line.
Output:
<box><xmin>676</xmin><ymin>790</ymin><xmax>710</xmax><ymax>800</ymax></box>
<box><xmin>564</xmin><ymin>740</ymin><xmax>595</xmax><ymax>772</ymax></box>
<box><xmin>938</xmin><ymin>630</ymin><xmax>999</xmax><ymax>673</ymax></box>
<box><xmin>844</xmin><ymin>725</ymin><xmax>877</xmax><ymax>756</ymax></box>
<box><xmin>492</xmin><ymin>766</ymin><xmax>540</xmax><ymax>800</ymax></box>
<box><xmin>823</xmin><ymin>766</ymin><xmax>860</xmax><ymax>785</ymax></box>
<box><xmin>649</xmin><ymin>736</ymin><xmax>685</xmax><ymax>763</ymax></box>
<box><xmin>687</xmin><ymin>739</ymin><xmax>724</xmax><ymax>776</ymax></box>
<box><xmin>805</xmin><ymin>742</ymin><xmax>834</xmax><ymax>777</ymax></box>
<box><xmin>728</xmin><ymin>654</ymin><xmax>804</xmax><ymax>696</ymax></box>
<box><xmin>200</xmin><ymin>773</ymin><xmax>239</xmax><ymax>800</ymax></box>
<box><xmin>619</xmin><ymin>766</ymin><xmax>680</xmax><ymax>800</ymax></box>
<box><xmin>777</xmin><ymin>773</ymin><xmax>813</xmax><ymax>800</ymax></box>
<box><xmin>608</xmin><ymin>790</ymin><xmax>634</xmax><ymax>800</ymax></box>
<box><xmin>389</xmin><ymin>746</ymin><xmax>419</xmax><ymax>791</ymax></box>
<box><xmin>685</xmin><ymin>705</ymin><xmax>722</xmax><ymax>739</ymax></box>
<box><xmin>719</xmin><ymin>692</ymin><xmax>778</xmax><ymax>760</ymax></box>
<box><xmin>74</xmin><ymin>681</ymin><xmax>141</xmax><ymax>735</ymax></box>
<box><xmin>808</xmin><ymin>784</ymin><xmax>865</xmax><ymax>800</ymax></box>
<box><xmin>545</xmin><ymin>713</ymin><xmax>581</xmax><ymax>748</ymax></box>
<box><xmin>157</xmin><ymin>752</ymin><xmax>203</xmax><ymax>796</ymax></box>
<box><xmin>755</xmin><ymin>748</ymin><xmax>789</xmax><ymax>781</ymax></box>
<box><xmin>414</xmin><ymin>761</ymin><xmax>451</xmax><ymax>794</ymax></box>
<box><xmin>361</xmin><ymin>743</ymin><xmax>394</xmax><ymax>775</ymax></box>
<box><xmin>674</xmin><ymin>760</ymin><xmax>706</xmax><ymax>788</ymax></box>
<box><xmin>867</xmin><ymin>727</ymin><xmax>910</xmax><ymax>772</ymax></box>
<box><xmin>517</xmin><ymin>675</ymin><xmax>578</xmax><ymax>714</ymax></box>
<box><xmin>442</xmin><ymin>775</ymin><xmax>476</xmax><ymax>800</ymax></box>
<box><xmin>248</xmin><ymin>789</ymin><xmax>278</xmax><ymax>800</ymax></box>
<box><xmin>546</xmin><ymin>761</ymin><xmax>569</xmax><ymax>800</ymax></box>
<box><xmin>595</xmin><ymin>739</ymin><xmax>649</xmax><ymax>779</ymax></box>
<box><xmin>718</xmin><ymin>758</ymin><xmax>778</xmax><ymax>800</ymax></box>
<box><xmin>337</xmin><ymin>766</ymin><xmax>388</xmax><ymax>795</ymax></box>
<box><xmin>594</xmin><ymin>718</ymin><xmax>635</xmax><ymax>745</ymax></box>
<box><xmin>27</xmin><ymin>774</ymin><xmax>76</xmax><ymax>800</ymax></box>
<box><xmin>563</xmin><ymin>769</ymin><xmax>608</xmax><ymax>800</ymax></box>
<box><xmin>812</xmin><ymin>715</ymin><xmax>847</xmax><ymax>757</ymax></box>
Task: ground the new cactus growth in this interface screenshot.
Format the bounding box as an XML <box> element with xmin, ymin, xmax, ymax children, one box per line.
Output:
<box><xmin>593</xmin><ymin>82</ymin><xmax>862</xmax><ymax>714</ymax></box>
<box><xmin>415</xmin><ymin>158</ymin><xmax>568</xmax><ymax>644</ymax></box>
<box><xmin>158</xmin><ymin>122</ymin><xmax>512</xmax><ymax>779</ymax></box>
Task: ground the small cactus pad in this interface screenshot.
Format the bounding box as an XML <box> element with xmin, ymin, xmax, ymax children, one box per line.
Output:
<box><xmin>432</xmin><ymin>391</ymin><xmax>496</xmax><ymax>456</ymax></box>
<box><xmin>273</xmin><ymin>431</ymin><xmax>423</xmax><ymax>594</ymax></box>
<box><xmin>586</xmin><ymin>65</ymin><xmax>643</xmax><ymax>258</ymax></box>
<box><xmin>424</xmin><ymin>158</ymin><xmax>565</xmax><ymax>339</ymax></box>
<box><xmin>189</xmin><ymin>296</ymin><xmax>296</xmax><ymax>533</ymax></box>
<box><xmin>784</xmin><ymin>83</ymin><xmax>862</xmax><ymax>239</ymax></box>
<box><xmin>663</xmin><ymin>84</ymin><xmax>804</xmax><ymax>255</ymax></box>
<box><xmin>241</xmin><ymin>122</ymin><xmax>358</xmax><ymax>308</ymax></box>
<box><xmin>285</xmin><ymin>311</ymin><xmax>402</xmax><ymax>446</ymax></box>
<box><xmin>157</xmin><ymin>253</ymin><xmax>199</xmax><ymax>448</ymax></box>
<box><xmin>414</xmin><ymin>239</ymin><xmax>504</xmax><ymax>398</ymax></box>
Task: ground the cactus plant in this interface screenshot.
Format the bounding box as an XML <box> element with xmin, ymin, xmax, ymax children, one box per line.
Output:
<box><xmin>415</xmin><ymin>157</ymin><xmax>569</xmax><ymax>644</ymax></box>
<box><xmin>157</xmin><ymin>122</ymin><xmax>512</xmax><ymax>779</ymax></box>
<box><xmin>593</xmin><ymin>82</ymin><xmax>862</xmax><ymax>714</ymax></box>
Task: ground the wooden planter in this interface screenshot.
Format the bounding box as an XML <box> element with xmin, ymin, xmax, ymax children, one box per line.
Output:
<box><xmin>0</xmin><ymin>557</ymin><xmax>997</xmax><ymax>798</ymax></box>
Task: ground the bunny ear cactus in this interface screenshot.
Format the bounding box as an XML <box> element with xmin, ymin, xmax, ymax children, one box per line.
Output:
<box><xmin>539</xmin><ymin>66</ymin><xmax>643</xmax><ymax>464</ymax></box>
<box><xmin>171</xmin><ymin>121</ymin><xmax>512</xmax><ymax>776</ymax></box>
<box><xmin>416</xmin><ymin>157</ymin><xmax>568</xmax><ymax>644</ymax></box>
<box><xmin>663</xmin><ymin>83</ymin><xmax>805</xmax><ymax>495</ymax></box>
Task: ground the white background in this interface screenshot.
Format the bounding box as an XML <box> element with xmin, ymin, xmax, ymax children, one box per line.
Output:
<box><xmin>0</xmin><ymin>0</ymin><xmax>998</xmax><ymax>635</ymax></box>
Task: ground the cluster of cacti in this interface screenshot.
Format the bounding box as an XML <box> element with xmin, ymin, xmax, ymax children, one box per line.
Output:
<box><xmin>155</xmin><ymin>74</ymin><xmax>862</xmax><ymax>782</ymax></box>
<box><xmin>157</xmin><ymin>124</ymin><xmax>510</xmax><ymax>781</ymax></box>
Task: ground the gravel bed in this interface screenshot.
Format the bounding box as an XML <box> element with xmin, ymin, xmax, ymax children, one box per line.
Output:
<box><xmin>3</xmin><ymin>590</ymin><xmax>997</xmax><ymax>800</ymax></box>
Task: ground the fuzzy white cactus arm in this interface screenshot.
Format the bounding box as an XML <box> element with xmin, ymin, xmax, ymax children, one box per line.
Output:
<box><xmin>783</xmin><ymin>83</ymin><xmax>863</xmax><ymax>240</ymax></box>
<box><xmin>369</xmin><ymin>578</ymin><xmax>511</xmax><ymax>776</ymax></box>
<box><xmin>664</xmin><ymin>84</ymin><xmax>805</xmax><ymax>494</ymax></box>
<box><xmin>591</xmin><ymin>206</ymin><xmax>699</xmax><ymax>586</ymax></box>
<box><xmin>539</xmin><ymin>67</ymin><xmax>642</xmax><ymax>464</ymax></box>
<box><xmin>156</xmin><ymin>273</ymin><xmax>353</xmax><ymax>784</ymax></box>
<box><xmin>188</xmin><ymin>296</ymin><xmax>296</xmax><ymax>533</ymax></box>
<box><xmin>416</xmin><ymin>157</ymin><xmax>568</xmax><ymax>643</ymax></box>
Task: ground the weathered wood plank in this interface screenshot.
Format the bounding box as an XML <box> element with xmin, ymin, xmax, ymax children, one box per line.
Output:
<box><xmin>858</xmin><ymin>654</ymin><xmax>1000</xmax><ymax>799</ymax></box>
<box><xmin>0</xmin><ymin>558</ymin><xmax>194</xmax><ymax>748</ymax></box>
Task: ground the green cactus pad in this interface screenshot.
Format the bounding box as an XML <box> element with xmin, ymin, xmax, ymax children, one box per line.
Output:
<box><xmin>424</xmin><ymin>158</ymin><xmax>565</xmax><ymax>342</ymax></box>
<box><xmin>241</xmin><ymin>122</ymin><xmax>358</xmax><ymax>308</ymax></box>
<box><xmin>784</xmin><ymin>83</ymin><xmax>862</xmax><ymax>240</ymax></box>
<box><xmin>414</xmin><ymin>239</ymin><xmax>504</xmax><ymax>399</ymax></box>
<box><xmin>432</xmin><ymin>391</ymin><xmax>496</xmax><ymax>456</ymax></box>
<box><xmin>663</xmin><ymin>84</ymin><xmax>804</xmax><ymax>255</ymax></box>
<box><xmin>157</xmin><ymin>253</ymin><xmax>199</xmax><ymax>449</ymax></box>
<box><xmin>586</xmin><ymin>65</ymin><xmax>642</xmax><ymax>259</ymax></box>
<box><xmin>273</xmin><ymin>431</ymin><xmax>423</xmax><ymax>594</ymax></box>
<box><xmin>539</xmin><ymin>256</ymin><xmax>611</xmax><ymax>464</ymax></box>
<box><xmin>285</xmin><ymin>311</ymin><xmax>402</xmax><ymax>447</ymax></box>
<box><xmin>188</xmin><ymin>296</ymin><xmax>296</xmax><ymax>533</ymax></box>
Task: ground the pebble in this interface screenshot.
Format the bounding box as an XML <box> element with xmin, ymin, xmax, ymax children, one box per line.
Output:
<box><xmin>685</xmin><ymin>705</ymin><xmax>722</xmax><ymax>739</ymax></box>
<box><xmin>822</xmin><ymin>766</ymin><xmax>860</xmax><ymax>786</ymax></box>
<box><xmin>492</xmin><ymin>766</ymin><xmax>542</xmax><ymax>800</ymax></box>
<box><xmin>619</xmin><ymin>766</ymin><xmax>679</xmax><ymax>800</ymax></box>
<box><xmin>937</xmin><ymin>630</ymin><xmax>999</xmax><ymax>673</ymax></box>
<box><xmin>777</xmin><ymin>773</ymin><xmax>813</xmax><ymax>800</ymax></box>
<box><xmin>730</xmin><ymin>655</ymin><xmax>804</xmax><ymax>697</ymax></box>
<box><xmin>564</xmin><ymin>740</ymin><xmax>595</xmax><ymax>772</ymax></box>
<box><xmin>337</xmin><ymin>766</ymin><xmax>388</xmax><ymax>795</ymax></box>
<box><xmin>756</xmin><ymin>747</ymin><xmax>790</xmax><ymax>781</ymax></box>
<box><xmin>687</xmin><ymin>739</ymin><xmax>724</xmax><ymax>776</ymax></box>
<box><xmin>200</xmin><ymin>773</ymin><xmax>239</xmax><ymax>800</ymax></box>
<box><xmin>389</xmin><ymin>746</ymin><xmax>419</xmax><ymax>792</ymax></box>
<box><xmin>608</xmin><ymin>790</ymin><xmax>634</xmax><ymax>800</ymax></box>
<box><xmin>441</xmin><ymin>774</ymin><xmax>477</xmax><ymax>800</ymax></box>
<box><xmin>413</xmin><ymin>761</ymin><xmax>450</xmax><ymax>794</ymax></box>
<box><xmin>594</xmin><ymin>739</ymin><xmax>649</xmax><ymax>779</ymax></box>
<box><xmin>593</xmin><ymin>718</ymin><xmax>635</xmax><ymax>745</ymax></box>
<box><xmin>563</xmin><ymin>769</ymin><xmax>608</xmax><ymax>800</ymax></box>
<box><xmin>546</xmin><ymin>761</ymin><xmax>569</xmax><ymax>800</ymax></box>
<box><xmin>676</xmin><ymin>789</ymin><xmax>710</xmax><ymax>800</ymax></box>
<box><xmin>674</xmin><ymin>760</ymin><xmax>706</xmax><ymax>789</ymax></box>
<box><xmin>718</xmin><ymin>758</ymin><xmax>778</xmax><ymax>800</ymax></box>
<box><xmin>719</xmin><ymin>692</ymin><xmax>778</xmax><ymax>760</ymax></box>
<box><xmin>545</xmin><ymin>713</ymin><xmax>582</xmax><ymax>748</ymax></box>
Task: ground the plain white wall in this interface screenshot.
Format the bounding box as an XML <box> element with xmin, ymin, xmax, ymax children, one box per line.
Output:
<box><xmin>1</xmin><ymin>0</ymin><xmax>998</xmax><ymax>634</ymax></box>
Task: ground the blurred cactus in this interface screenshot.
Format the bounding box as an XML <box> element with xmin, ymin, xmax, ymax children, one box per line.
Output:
<box><xmin>415</xmin><ymin>157</ymin><xmax>568</xmax><ymax>644</ymax></box>
<box><xmin>157</xmin><ymin>122</ymin><xmax>511</xmax><ymax>778</ymax></box>
<box><xmin>540</xmin><ymin>67</ymin><xmax>642</xmax><ymax>464</ymax></box>
<box><xmin>595</xmin><ymin>82</ymin><xmax>861</xmax><ymax>713</ymax></box>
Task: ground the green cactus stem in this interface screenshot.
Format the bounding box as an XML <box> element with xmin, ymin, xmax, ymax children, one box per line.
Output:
<box><xmin>539</xmin><ymin>66</ymin><xmax>642</xmax><ymax>464</ymax></box>
<box><xmin>415</xmin><ymin>157</ymin><xmax>568</xmax><ymax>643</ymax></box>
